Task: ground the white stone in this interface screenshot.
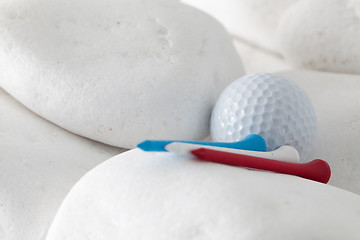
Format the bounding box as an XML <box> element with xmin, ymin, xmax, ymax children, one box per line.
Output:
<box><xmin>277</xmin><ymin>0</ymin><xmax>360</xmax><ymax>74</ymax></box>
<box><xmin>233</xmin><ymin>38</ymin><xmax>292</xmax><ymax>74</ymax></box>
<box><xmin>182</xmin><ymin>0</ymin><xmax>300</xmax><ymax>52</ymax></box>
<box><xmin>0</xmin><ymin>88</ymin><xmax>124</xmax><ymax>240</ymax></box>
<box><xmin>278</xmin><ymin>70</ymin><xmax>360</xmax><ymax>194</ymax></box>
<box><xmin>0</xmin><ymin>0</ymin><xmax>244</xmax><ymax>149</ymax></box>
<box><xmin>46</xmin><ymin>148</ymin><xmax>360</xmax><ymax>240</ymax></box>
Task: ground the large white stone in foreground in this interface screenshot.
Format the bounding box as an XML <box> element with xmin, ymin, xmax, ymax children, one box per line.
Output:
<box><xmin>47</xmin><ymin>149</ymin><xmax>360</xmax><ymax>240</ymax></box>
<box><xmin>0</xmin><ymin>0</ymin><xmax>244</xmax><ymax>149</ymax></box>
<box><xmin>279</xmin><ymin>70</ymin><xmax>360</xmax><ymax>194</ymax></box>
<box><xmin>277</xmin><ymin>0</ymin><xmax>360</xmax><ymax>74</ymax></box>
<box><xmin>0</xmin><ymin>88</ymin><xmax>124</xmax><ymax>240</ymax></box>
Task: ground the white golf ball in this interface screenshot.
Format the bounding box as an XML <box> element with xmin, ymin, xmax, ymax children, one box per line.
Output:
<box><xmin>211</xmin><ymin>73</ymin><xmax>317</xmax><ymax>161</ymax></box>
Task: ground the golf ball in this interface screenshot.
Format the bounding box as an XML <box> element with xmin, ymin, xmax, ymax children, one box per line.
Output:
<box><xmin>211</xmin><ymin>73</ymin><xmax>317</xmax><ymax>161</ymax></box>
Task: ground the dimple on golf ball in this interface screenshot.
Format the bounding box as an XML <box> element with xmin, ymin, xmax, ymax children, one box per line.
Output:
<box><xmin>210</xmin><ymin>73</ymin><xmax>317</xmax><ymax>161</ymax></box>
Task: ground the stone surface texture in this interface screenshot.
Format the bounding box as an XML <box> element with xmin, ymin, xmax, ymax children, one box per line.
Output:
<box><xmin>46</xmin><ymin>149</ymin><xmax>360</xmax><ymax>240</ymax></box>
<box><xmin>0</xmin><ymin>88</ymin><xmax>123</xmax><ymax>240</ymax></box>
<box><xmin>277</xmin><ymin>0</ymin><xmax>360</xmax><ymax>74</ymax></box>
<box><xmin>0</xmin><ymin>0</ymin><xmax>244</xmax><ymax>149</ymax></box>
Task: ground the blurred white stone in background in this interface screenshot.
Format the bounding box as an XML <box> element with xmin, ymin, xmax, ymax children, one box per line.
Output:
<box><xmin>182</xmin><ymin>0</ymin><xmax>300</xmax><ymax>53</ymax></box>
<box><xmin>233</xmin><ymin>39</ymin><xmax>292</xmax><ymax>74</ymax></box>
<box><xmin>0</xmin><ymin>88</ymin><xmax>123</xmax><ymax>240</ymax></box>
<box><xmin>277</xmin><ymin>0</ymin><xmax>360</xmax><ymax>74</ymax></box>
